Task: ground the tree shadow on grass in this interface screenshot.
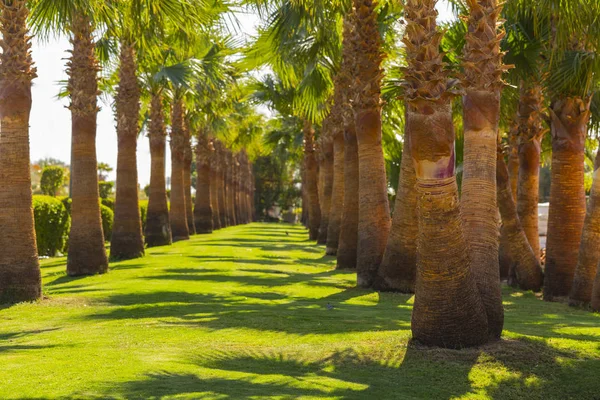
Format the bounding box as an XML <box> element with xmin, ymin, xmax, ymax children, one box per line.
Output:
<box><xmin>0</xmin><ymin>328</ymin><xmax>60</xmax><ymax>354</ymax></box>
<box><xmin>186</xmin><ymin>255</ymin><xmax>288</xmax><ymax>266</ymax></box>
<box><xmin>97</xmin><ymin>338</ymin><xmax>599</xmax><ymax>400</ymax></box>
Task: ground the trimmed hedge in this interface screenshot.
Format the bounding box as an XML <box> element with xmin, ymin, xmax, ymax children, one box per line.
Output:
<box><xmin>139</xmin><ymin>200</ymin><xmax>148</xmax><ymax>232</ymax></box>
<box><xmin>33</xmin><ymin>195</ymin><xmax>70</xmax><ymax>256</ymax></box>
<box><xmin>101</xmin><ymin>204</ymin><xmax>114</xmax><ymax>241</ymax></box>
<box><xmin>101</xmin><ymin>198</ymin><xmax>115</xmax><ymax>210</ymax></box>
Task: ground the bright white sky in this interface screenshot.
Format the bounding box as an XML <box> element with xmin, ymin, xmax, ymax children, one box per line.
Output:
<box><xmin>29</xmin><ymin>2</ymin><xmax>454</xmax><ymax>186</ymax></box>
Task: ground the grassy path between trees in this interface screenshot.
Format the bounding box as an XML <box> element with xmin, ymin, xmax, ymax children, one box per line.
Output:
<box><xmin>1</xmin><ymin>223</ymin><xmax>599</xmax><ymax>399</ymax></box>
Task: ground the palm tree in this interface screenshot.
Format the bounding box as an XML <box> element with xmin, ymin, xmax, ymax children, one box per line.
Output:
<box><xmin>145</xmin><ymin>90</ymin><xmax>172</xmax><ymax>246</ymax></box>
<box><xmin>183</xmin><ymin>116</ymin><xmax>196</xmax><ymax>235</ymax></box>
<box><xmin>326</xmin><ymin>105</ymin><xmax>345</xmax><ymax>255</ymax></box>
<box><xmin>169</xmin><ymin>95</ymin><xmax>190</xmax><ymax>241</ymax></box>
<box><xmin>317</xmin><ymin>121</ymin><xmax>333</xmax><ymax>244</ymax></box>
<box><xmin>404</xmin><ymin>0</ymin><xmax>488</xmax><ymax>348</ymax></box>
<box><xmin>352</xmin><ymin>0</ymin><xmax>391</xmax><ymax>287</ymax></box>
<box><xmin>459</xmin><ymin>0</ymin><xmax>508</xmax><ymax>340</ymax></box>
<box><xmin>210</xmin><ymin>138</ymin><xmax>222</xmax><ymax>230</ymax></box>
<box><xmin>0</xmin><ymin>0</ymin><xmax>41</xmax><ymax>302</ymax></box>
<box><xmin>303</xmin><ymin>120</ymin><xmax>321</xmax><ymax>239</ymax></box>
<box><xmin>497</xmin><ymin>145</ymin><xmax>544</xmax><ymax>291</ymax></box>
<box><xmin>194</xmin><ymin>129</ymin><xmax>214</xmax><ymax>233</ymax></box>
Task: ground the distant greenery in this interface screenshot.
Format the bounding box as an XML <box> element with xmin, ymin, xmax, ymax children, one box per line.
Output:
<box><xmin>0</xmin><ymin>224</ymin><xmax>598</xmax><ymax>399</ymax></box>
<box><xmin>100</xmin><ymin>204</ymin><xmax>114</xmax><ymax>242</ymax></box>
<box><xmin>99</xmin><ymin>181</ymin><xmax>115</xmax><ymax>199</ymax></box>
<box><xmin>40</xmin><ymin>166</ymin><xmax>66</xmax><ymax>197</ymax></box>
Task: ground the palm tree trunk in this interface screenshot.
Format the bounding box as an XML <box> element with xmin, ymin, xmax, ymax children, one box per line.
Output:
<box><xmin>183</xmin><ymin>121</ymin><xmax>195</xmax><ymax>235</ymax></box>
<box><xmin>517</xmin><ymin>83</ymin><xmax>545</xmax><ymax>261</ymax></box>
<box><xmin>375</xmin><ymin>114</ymin><xmax>418</xmax><ymax>292</ymax></box>
<box><xmin>226</xmin><ymin>152</ymin><xmax>237</xmax><ymax>226</ymax></box>
<box><xmin>210</xmin><ymin>148</ymin><xmax>221</xmax><ymax>230</ymax></box>
<box><xmin>569</xmin><ymin>149</ymin><xmax>600</xmax><ymax>305</ymax></box>
<box><xmin>326</xmin><ymin>129</ymin><xmax>345</xmax><ymax>255</ymax></box>
<box><xmin>405</xmin><ymin>0</ymin><xmax>488</xmax><ymax>348</ymax></box>
<box><xmin>217</xmin><ymin>144</ymin><xmax>228</xmax><ymax>228</ymax></box>
<box><xmin>353</xmin><ymin>0</ymin><xmax>391</xmax><ymax>287</ymax></box>
<box><xmin>169</xmin><ymin>98</ymin><xmax>189</xmax><ymax>242</ymax></box>
<box><xmin>110</xmin><ymin>42</ymin><xmax>144</xmax><ymax>260</ymax></box>
<box><xmin>500</xmin><ymin>122</ymin><xmax>520</xmax><ymax>280</ymax></box>
<box><xmin>460</xmin><ymin>0</ymin><xmax>507</xmax><ymax>340</ymax></box>
<box><xmin>497</xmin><ymin>148</ymin><xmax>543</xmax><ymax>291</ymax></box>
<box><xmin>318</xmin><ymin>136</ymin><xmax>333</xmax><ymax>244</ymax></box>
<box><xmin>304</xmin><ymin>120</ymin><xmax>321</xmax><ymax>240</ymax></box>
<box><xmin>194</xmin><ymin>133</ymin><xmax>213</xmax><ymax>234</ymax></box>
<box><xmin>544</xmin><ymin>97</ymin><xmax>589</xmax><ymax>300</ymax></box>
<box><xmin>66</xmin><ymin>12</ymin><xmax>108</xmax><ymax>275</ymax></box>
<box><xmin>337</xmin><ymin>121</ymin><xmax>359</xmax><ymax>270</ymax></box>
<box><xmin>145</xmin><ymin>93</ymin><xmax>172</xmax><ymax>246</ymax></box>
<box><xmin>0</xmin><ymin>0</ymin><xmax>41</xmax><ymax>302</ymax></box>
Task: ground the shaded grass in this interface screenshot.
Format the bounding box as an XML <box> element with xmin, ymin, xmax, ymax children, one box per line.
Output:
<box><xmin>0</xmin><ymin>223</ymin><xmax>599</xmax><ymax>399</ymax></box>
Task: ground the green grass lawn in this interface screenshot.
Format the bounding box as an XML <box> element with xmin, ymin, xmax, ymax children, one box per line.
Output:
<box><xmin>1</xmin><ymin>223</ymin><xmax>599</xmax><ymax>399</ymax></box>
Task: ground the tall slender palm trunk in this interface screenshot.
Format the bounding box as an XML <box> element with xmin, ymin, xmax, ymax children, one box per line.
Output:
<box><xmin>405</xmin><ymin>0</ymin><xmax>488</xmax><ymax>348</ymax></box>
<box><xmin>66</xmin><ymin>13</ymin><xmax>108</xmax><ymax>275</ymax></box>
<box><xmin>326</xmin><ymin>127</ymin><xmax>345</xmax><ymax>255</ymax></box>
<box><xmin>0</xmin><ymin>0</ymin><xmax>41</xmax><ymax>302</ymax></box>
<box><xmin>145</xmin><ymin>93</ymin><xmax>172</xmax><ymax>246</ymax></box>
<box><xmin>227</xmin><ymin>152</ymin><xmax>237</xmax><ymax>226</ymax></box>
<box><xmin>517</xmin><ymin>83</ymin><xmax>545</xmax><ymax>260</ymax></box>
<box><xmin>169</xmin><ymin>98</ymin><xmax>189</xmax><ymax>242</ymax></box>
<box><xmin>318</xmin><ymin>133</ymin><xmax>333</xmax><ymax>244</ymax></box>
<box><xmin>544</xmin><ymin>97</ymin><xmax>589</xmax><ymax>300</ymax></box>
<box><xmin>194</xmin><ymin>133</ymin><xmax>213</xmax><ymax>234</ymax></box>
<box><xmin>569</xmin><ymin>150</ymin><xmax>600</xmax><ymax>305</ymax></box>
<box><xmin>183</xmin><ymin>121</ymin><xmax>195</xmax><ymax>235</ymax></box>
<box><xmin>500</xmin><ymin>121</ymin><xmax>520</xmax><ymax>280</ymax></box>
<box><xmin>304</xmin><ymin>120</ymin><xmax>321</xmax><ymax>240</ymax></box>
<box><xmin>337</xmin><ymin>14</ymin><xmax>359</xmax><ymax>270</ymax></box>
<box><xmin>375</xmin><ymin>112</ymin><xmax>418</xmax><ymax>292</ymax></box>
<box><xmin>353</xmin><ymin>0</ymin><xmax>390</xmax><ymax>287</ymax></box>
<box><xmin>110</xmin><ymin>42</ymin><xmax>144</xmax><ymax>260</ymax></box>
<box><xmin>497</xmin><ymin>148</ymin><xmax>543</xmax><ymax>291</ymax></box>
<box><xmin>210</xmin><ymin>140</ymin><xmax>221</xmax><ymax>230</ymax></box>
<box><xmin>459</xmin><ymin>0</ymin><xmax>506</xmax><ymax>340</ymax></box>
<box><xmin>217</xmin><ymin>143</ymin><xmax>228</xmax><ymax>228</ymax></box>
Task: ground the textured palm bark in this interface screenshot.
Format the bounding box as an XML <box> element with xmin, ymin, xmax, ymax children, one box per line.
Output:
<box><xmin>326</xmin><ymin>129</ymin><xmax>345</xmax><ymax>255</ymax></box>
<box><xmin>544</xmin><ymin>97</ymin><xmax>589</xmax><ymax>300</ymax></box>
<box><xmin>318</xmin><ymin>134</ymin><xmax>333</xmax><ymax>245</ymax></box>
<box><xmin>353</xmin><ymin>0</ymin><xmax>390</xmax><ymax>287</ymax></box>
<box><xmin>569</xmin><ymin>150</ymin><xmax>600</xmax><ymax>305</ymax></box>
<box><xmin>226</xmin><ymin>152</ymin><xmax>237</xmax><ymax>226</ymax></box>
<box><xmin>194</xmin><ymin>134</ymin><xmax>213</xmax><ymax>233</ymax></box>
<box><xmin>169</xmin><ymin>98</ymin><xmax>189</xmax><ymax>242</ymax></box>
<box><xmin>517</xmin><ymin>83</ymin><xmax>545</xmax><ymax>260</ymax></box>
<box><xmin>336</xmin><ymin>14</ymin><xmax>359</xmax><ymax>270</ymax></box>
<box><xmin>110</xmin><ymin>43</ymin><xmax>144</xmax><ymax>260</ymax></box>
<box><xmin>210</xmin><ymin>141</ymin><xmax>221</xmax><ymax>230</ymax></box>
<box><xmin>145</xmin><ymin>93</ymin><xmax>172</xmax><ymax>246</ymax></box>
<box><xmin>404</xmin><ymin>0</ymin><xmax>488</xmax><ymax>348</ymax></box>
<box><xmin>216</xmin><ymin>143</ymin><xmax>228</xmax><ymax>228</ymax></box>
<box><xmin>183</xmin><ymin>121</ymin><xmax>195</xmax><ymax>235</ymax></box>
<box><xmin>304</xmin><ymin>120</ymin><xmax>321</xmax><ymax>240</ymax></box>
<box><xmin>497</xmin><ymin>148</ymin><xmax>543</xmax><ymax>291</ymax></box>
<box><xmin>500</xmin><ymin>122</ymin><xmax>520</xmax><ymax>280</ymax></box>
<box><xmin>66</xmin><ymin>13</ymin><xmax>108</xmax><ymax>275</ymax></box>
<box><xmin>0</xmin><ymin>0</ymin><xmax>41</xmax><ymax>302</ymax></box>
<box><xmin>375</xmin><ymin>115</ymin><xmax>418</xmax><ymax>292</ymax></box>
<box><xmin>460</xmin><ymin>0</ymin><xmax>507</xmax><ymax>340</ymax></box>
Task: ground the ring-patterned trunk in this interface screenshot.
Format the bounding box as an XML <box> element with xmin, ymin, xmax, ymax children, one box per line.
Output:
<box><xmin>318</xmin><ymin>133</ymin><xmax>333</xmax><ymax>245</ymax></box>
<box><xmin>0</xmin><ymin>0</ymin><xmax>41</xmax><ymax>302</ymax></box>
<box><xmin>569</xmin><ymin>150</ymin><xmax>600</xmax><ymax>305</ymax></box>
<box><xmin>544</xmin><ymin>97</ymin><xmax>589</xmax><ymax>300</ymax></box>
<box><xmin>110</xmin><ymin>42</ymin><xmax>144</xmax><ymax>260</ymax></box>
<box><xmin>304</xmin><ymin>120</ymin><xmax>321</xmax><ymax>240</ymax></box>
<box><xmin>183</xmin><ymin>121</ymin><xmax>195</xmax><ymax>235</ymax></box>
<box><xmin>375</xmin><ymin>111</ymin><xmax>418</xmax><ymax>293</ymax></box>
<box><xmin>169</xmin><ymin>98</ymin><xmax>189</xmax><ymax>242</ymax></box>
<box><xmin>353</xmin><ymin>0</ymin><xmax>391</xmax><ymax>287</ymax></box>
<box><xmin>66</xmin><ymin>13</ymin><xmax>108</xmax><ymax>275</ymax></box>
<box><xmin>210</xmin><ymin>145</ymin><xmax>221</xmax><ymax>230</ymax></box>
<box><xmin>497</xmin><ymin>148</ymin><xmax>543</xmax><ymax>291</ymax></box>
<box><xmin>405</xmin><ymin>0</ymin><xmax>488</xmax><ymax>348</ymax></box>
<box><xmin>194</xmin><ymin>133</ymin><xmax>213</xmax><ymax>234</ymax></box>
<box><xmin>145</xmin><ymin>93</ymin><xmax>172</xmax><ymax>247</ymax></box>
<box><xmin>517</xmin><ymin>83</ymin><xmax>545</xmax><ymax>261</ymax></box>
<box><xmin>326</xmin><ymin>129</ymin><xmax>345</xmax><ymax>255</ymax></box>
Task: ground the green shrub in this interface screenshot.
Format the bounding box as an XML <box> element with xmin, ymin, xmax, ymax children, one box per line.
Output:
<box><xmin>101</xmin><ymin>204</ymin><xmax>114</xmax><ymax>242</ymax></box>
<box><xmin>99</xmin><ymin>181</ymin><xmax>114</xmax><ymax>199</ymax></box>
<box><xmin>40</xmin><ymin>166</ymin><xmax>66</xmax><ymax>197</ymax></box>
<box><xmin>60</xmin><ymin>196</ymin><xmax>71</xmax><ymax>214</ymax></box>
<box><xmin>139</xmin><ymin>200</ymin><xmax>148</xmax><ymax>232</ymax></box>
<box><xmin>32</xmin><ymin>195</ymin><xmax>70</xmax><ymax>256</ymax></box>
<box><xmin>101</xmin><ymin>198</ymin><xmax>115</xmax><ymax>210</ymax></box>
